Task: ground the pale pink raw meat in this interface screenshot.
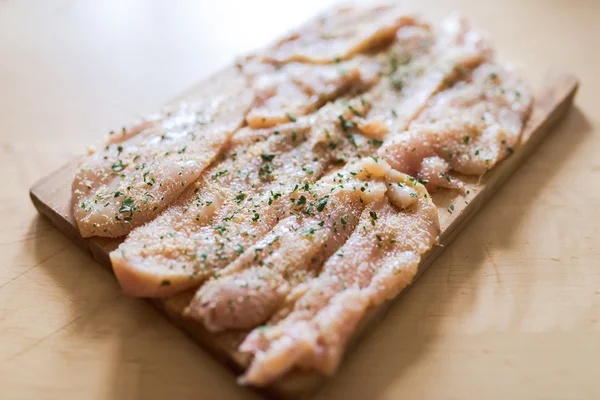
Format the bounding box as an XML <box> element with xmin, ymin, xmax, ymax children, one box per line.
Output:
<box><xmin>73</xmin><ymin>68</ymin><xmax>254</xmax><ymax>238</ymax></box>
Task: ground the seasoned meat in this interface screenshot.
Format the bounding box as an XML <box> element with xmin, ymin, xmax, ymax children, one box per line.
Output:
<box><xmin>380</xmin><ymin>62</ymin><xmax>533</xmax><ymax>191</ymax></box>
<box><xmin>110</xmin><ymin>103</ymin><xmax>380</xmax><ymax>297</ymax></box>
<box><xmin>242</xmin><ymin>58</ymin><xmax>380</xmax><ymax>129</ymax></box>
<box><xmin>186</xmin><ymin>162</ymin><xmax>388</xmax><ymax>331</ymax></box>
<box><xmin>260</xmin><ymin>4</ymin><xmax>419</xmax><ymax>64</ymax></box>
<box><xmin>72</xmin><ymin>68</ymin><xmax>253</xmax><ymax>238</ymax></box>
<box><xmin>239</xmin><ymin>166</ymin><xmax>439</xmax><ymax>385</ymax></box>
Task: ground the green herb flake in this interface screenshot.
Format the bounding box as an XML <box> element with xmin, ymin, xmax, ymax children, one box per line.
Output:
<box><xmin>348</xmin><ymin>105</ymin><xmax>361</xmax><ymax>117</ymax></box>
<box><xmin>119</xmin><ymin>197</ymin><xmax>135</xmax><ymax>214</ymax></box>
<box><xmin>111</xmin><ymin>160</ymin><xmax>126</xmax><ymax>172</ymax></box>
<box><xmin>261</xmin><ymin>154</ymin><xmax>276</xmax><ymax>162</ymax></box>
<box><xmin>212</xmin><ymin>169</ymin><xmax>229</xmax><ymax>180</ymax></box>
<box><xmin>369</xmin><ymin>211</ymin><xmax>378</xmax><ymax>225</ymax></box>
<box><xmin>368</xmin><ymin>139</ymin><xmax>384</xmax><ymax>147</ymax></box>
<box><xmin>391</xmin><ymin>78</ymin><xmax>403</xmax><ymax>91</ymax></box>
<box><xmin>296</xmin><ymin>196</ymin><xmax>307</xmax><ymax>206</ymax></box>
<box><xmin>143</xmin><ymin>171</ymin><xmax>155</xmax><ymax>186</ymax></box>
<box><xmin>316</xmin><ymin>196</ymin><xmax>329</xmax><ymax>212</ymax></box>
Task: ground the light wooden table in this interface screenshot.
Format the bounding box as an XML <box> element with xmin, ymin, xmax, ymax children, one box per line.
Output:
<box><xmin>1</xmin><ymin>1</ymin><xmax>598</xmax><ymax>399</ymax></box>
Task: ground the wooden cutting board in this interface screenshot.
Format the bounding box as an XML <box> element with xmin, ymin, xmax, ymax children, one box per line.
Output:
<box><xmin>29</xmin><ymin>69</ymin><xmax>578</xmax><ymax>399</ymax></box>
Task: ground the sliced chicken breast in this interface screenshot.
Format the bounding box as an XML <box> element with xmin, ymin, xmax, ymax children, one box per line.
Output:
<box><xmin>239</xmin><ymin>165</ymin><xmax>439</xmax><ymax>385</ymax></box>
<box><xmin>110</xmin><ymin>103</ymin><xmax>380</xmax><ymax>297</ymax></box>
<box><xmin>380</xmin><ymin>62</ymin><xmax>533</xmax><ymax>191</ymax></box>
<box><xmin>260</xmin><ymin>4</ymin><xmax>419</xmax><ymax>64</ymax></box>
<box><xmin>72</xmin><ymin>68</ymin><xmax>254</xmax><ymax>237</ymax></box>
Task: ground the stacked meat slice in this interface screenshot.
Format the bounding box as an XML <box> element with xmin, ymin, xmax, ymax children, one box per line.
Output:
<box><xmin>72</xmin><ymin>3</ymin><xmax>533</xmax><ymax>386</ymax></box>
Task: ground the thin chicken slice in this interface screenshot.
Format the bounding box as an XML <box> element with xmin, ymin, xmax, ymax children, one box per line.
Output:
<box><xmin>242</xmin><ymin>58</ymin><xmax>380</xmax><ymax>129</ymax></box>
<box><xmin>239</xmin><ymin>166</ymin><xmax>439</xmax><ymax>385</ymax></box>
<box><xmin>259</xmin><ymin>4</ymin><xmax>419</xmax><ymax>64</ymax></box>
<box><xmin>379</xmin><ymin>62</ymin><xmax>533</xmax><ymax>191</ymax></box>
<box><xmin>355</xmin><ymin>15</ymin><xmax>493</xmax><ymax>140</ymax></box>
<box><xmin>73</xmin><ymin>68</ymin><xmax>254</xmax><ymax>238</ymax></box>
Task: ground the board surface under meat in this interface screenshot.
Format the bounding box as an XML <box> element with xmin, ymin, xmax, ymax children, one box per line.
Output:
<box><xmin>69</xmin><ymin>3</ymin><xmax>536</xmax><ymax>388</ymax></box>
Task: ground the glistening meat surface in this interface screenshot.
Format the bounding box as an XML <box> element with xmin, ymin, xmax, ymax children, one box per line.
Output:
<box><xmin>379</xmin><ymin>62</ymin><xmax>533</xmax><ymax>192</ymax></box>
<box><xmin>72</xmin><ymin>68</ymin><xmax>254</xmax><ymax>238</ymax></box>
<box><xmin>110</xmin><ymin>102</ymin><xmax>381</xmax><ymax>297</ymax></box>
<box><xmin>239</xmin><ymin>161</ymin><xmax>440</xmax><ymax>385</ymax></box>
<box><xmin>186</xmin><ymin>160</ymin><xmax>390</xmax><ymax>331</ymax></box>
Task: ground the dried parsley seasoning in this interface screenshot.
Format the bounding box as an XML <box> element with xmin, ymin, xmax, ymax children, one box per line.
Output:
<box><xmin>348</xmin><ymin>105</ymin><xmax>362</xmax><ymax>117</ymax></box>
<box><xmin>212</xmin><ymin>169</ymin><xmax>229</xmax><ymax>180</ymax></box>
<box><xmin>143</xmin><ymin>171</ymin><xmax>155</xmax><ymax>186</ymax></box>
<box><xmin>111</xmin><ymin>160</ymin><xmax>126</xmax><ymax>172</ymax></box>
<box><xmin>316</xmin><ymin>196</ymin><xmax>329</xmax><ymax>212</ymax></box>
<box><xmin>391</xmin><ymin>78</ymin><xmax>403</xmax><ymax>91</ymax></box>
<box><xmin>260</xmin><ymin>154</ymin><xmax>276</xmax><ymax>162</ymax></box>
<box><xmin>368</xmin><ymin>139</ymin><xmax>384</xmax><ymax>147</ymax></box>
<box><xmin>268</xmin><ymin>191</ymin><xmax>282</xmax><ymax>205</ymax></box>
<box><xmin>296</xmin><ymin>196</ymin><xmax>307</xmax><ymax>206</ymax></box>
<box><xmin>369</xmin><ymin>211</ymin><xmax>378</xmax><ymax>225</ymax></box>
<box><xmin>259</xmin><ymin>154</ymin><xmax>276</xmax><ymax>181</ymax></box>
<box><xmin>338</xmin><ymin>115</ymin><xmax>356</xmax><ymax>131</ymax></box>
<box><xmin>119</xmin><ymin>197</ymin><xmax>135</xmax><ymax>213</ymax></box>
<box><xmin>234</xmin><ymin>193</ymin><xmax>246</xmax><ymax>203</ymax></box>
<box><xmin>234</xmin><ymin>244</ymin><xmax>244</xmax><ymax>255</ymax></box>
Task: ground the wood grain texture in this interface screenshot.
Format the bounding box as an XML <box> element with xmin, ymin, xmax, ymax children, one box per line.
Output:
<box><xmin>4</xmin><ymin>1</ymin><xmax>600</xmax><ymax>400</ymax></box>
